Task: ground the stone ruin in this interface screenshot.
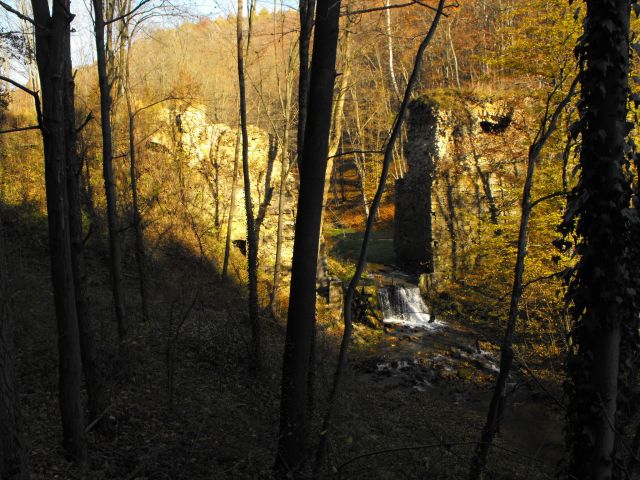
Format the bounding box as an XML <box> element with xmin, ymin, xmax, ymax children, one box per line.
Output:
<box><xmin>149</xmin><ymin>105</ymin><xmax>296</xmax><ymax>279</ymax></box>
<box><xmin>394</xmin><ymin>90</ymin><xmax>521</xmax><ymax>277</ymax></box>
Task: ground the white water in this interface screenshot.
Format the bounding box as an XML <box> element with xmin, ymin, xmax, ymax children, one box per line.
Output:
<box><xmin>377</xmin><ymin>285</ymin><xmax>446</xmax><ymax>330</ymax></box>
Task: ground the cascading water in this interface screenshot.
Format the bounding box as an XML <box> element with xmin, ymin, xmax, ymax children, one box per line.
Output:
<box><xmin>377</xmin><ymin>285</ymin><xmax>446</xmax><ymax>330</ymax></box>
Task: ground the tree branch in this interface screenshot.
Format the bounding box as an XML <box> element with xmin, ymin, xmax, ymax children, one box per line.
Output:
<box><xmin>328</xmin><ymin>149</ymin><xmax>383</xmax><ymax>159</ymax></box>
<box><xmin>76</xmin><ymin>112</ymin><xmax>94</xmax><ymax>133</ymax></box>
<box><xmin>346</xmin><ymin>0</ymin><xmax>457</xmax><ymax>17</ymax></box>
<box><xmin>0</xmin><ymin>125</ymin><xmax>40</xmax><ymax>134</ymax></box>
<box><xmin>0</xmin><ymin>0</ymin><xmax>43</xmax><ymax>29</ymax></box>
<box><xmin>0</xmin><ymin>75</ymin><xmax>43</xmax><ymax>130</ymax></box>
<box><xmin>104</xmin><ymin>0</ymin><xmax>151</xmax><ymax>25</ymax></box>
<box><xmin>530</xmin><ymin>190</ymin><xmax>569</xmax><ymax>209</ymax></box>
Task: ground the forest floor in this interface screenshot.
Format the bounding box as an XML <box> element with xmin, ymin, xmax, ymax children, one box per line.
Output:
<box><xmin>5</xmin><ymin>197</ymin><xmax>564</xmax><ymax>479</ymax></box>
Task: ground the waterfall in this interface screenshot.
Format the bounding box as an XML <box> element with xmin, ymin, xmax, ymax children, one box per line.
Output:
<box><xmin>378</xmin><ymin>285</ymin><xmax>445</xmax><ymax>330</ymax></box>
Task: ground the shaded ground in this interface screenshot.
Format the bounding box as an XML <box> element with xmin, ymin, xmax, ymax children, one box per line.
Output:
<box><xmin>4</xmin><ymin>200</ymin><xmax>563</xmax><ymax>479</ymax></box>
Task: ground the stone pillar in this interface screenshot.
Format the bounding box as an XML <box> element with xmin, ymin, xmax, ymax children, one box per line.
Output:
<box><xmin>394</xmin><ymin>98</ymin><xmax>438</xmax><ymax>274</ymax></box>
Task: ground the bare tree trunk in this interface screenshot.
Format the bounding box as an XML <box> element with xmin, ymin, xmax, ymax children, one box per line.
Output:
<box><xmin>274</xmin><ymin>0</ymin><xmax>341</xmax><ymax>475</ymax></box>
<box><xmin>93</xmin><ymin>0</ymin><xmax>128</xmax><ymax>343</ymax></box>
<box><xmin>0</xmin><ymin>215</ymin><xmax>30</xmax><ymax>480</ymax></box>
<box><xmin>123</xmin><ymin>37</ymin><xmax>149</xmax><ymax>323</ymax></box>
<box><xmin>65</xmin><ymin>38</ymin><xmax>108</xmax><ymax>424</ymax></box>
<box><xmin>271</xmin><ymin>111</ymin><xmax>291</xmax><ymax>308</ymax></box>
<box><xmin>236</xmin><ymin>0</ymin><xmax>261</xmax><ymax>371</ymax></box>
<box><xmin>32</xmin><ymin>0</ymin><xmax>86</xmax><ymax>459</ymax></box>
<box><xmin>314</xmin><ymin>2</ymin><xmax>446</xmax><ymax>474</ymax></box>
<box><xmin>385</xmin><ymin>0</ymin><xmax>401</xmax><ymax>99</ymax></box>
<box><xmin>222</xmin><ymin>128</ymin><xmax>241</xmax><ymax>281</ymax></box>
<box><xmin>351</xmin><ymin>89</ymin><xmax>371</xmax><ymax>219</ymax></box>
<box><xmin>447</xmin><ymin>20</ymin><xmax>461</xmax><ymax>89</ymax></box>
<box><xmin>296</xmin><ymin>0</ymin><xmax>316</xmax><ymax>163</ymax></box>
<box><xmin>469</xmin><ymin>77</ymin><xmax>577</xmax><ymax>480</ymax></box>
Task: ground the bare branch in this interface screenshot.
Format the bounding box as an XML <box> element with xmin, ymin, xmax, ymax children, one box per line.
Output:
<box><xmin>328</xmin><ymin>149</ymin><xmax>383</xmax><ymax>159</ymax></box>
<box><xmin>530</xmin><ymin>190</ymin><xmax>569</xmax><ymax>209</ymax></box>
<box><xmin>76</xmin><ymin>112</ymin><xmax>94</xmax><ymax>133</ymax></box>
<box><xmin>0</xmin><ymin>75</ymin><xmax>43</xmax><ymax>129</ymax></box>
<box><xmin>346</xmin><ymin>0</ymin><xmax>457</xmax><ymax>17</ymax></box>
<box><xmin>0</xmin><ymin>125</ymin><xmax>40</xmax><ymax>134</ymax></box>
<box><xmin>104</xmin><ymin>0</ymin><xmax>151</xmax><ymax>25</ymax></box>
<box><xmin>0</xmin><ymin>0</ymin><xmax>42</xmax><ymax>28</ymax></box>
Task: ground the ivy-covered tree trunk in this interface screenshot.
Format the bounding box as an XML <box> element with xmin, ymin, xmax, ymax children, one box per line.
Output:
<box><xmin>564</xmin><ymin>1</ymin><xmax>633</xmax><ymax>479</ymax></box>
<box><xmin>236</xmin><ymin>0</ymin><xmax>261</xmax><ymax>371</ymax></box>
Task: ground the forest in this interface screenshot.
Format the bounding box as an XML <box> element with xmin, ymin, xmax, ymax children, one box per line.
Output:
<box><xmin>0</xmin><ymin>0</ymin><xmax>639</xmax><ymax>478</ymax></box>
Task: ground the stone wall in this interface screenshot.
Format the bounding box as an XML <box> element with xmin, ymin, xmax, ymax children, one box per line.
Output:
<box><xmin>395</xmin><ymin>90</ymin><xmax>526</xmax><ymax>279</ymax></box>
<box><xmin>149</xmin><ymin>104</ymin><xmax>296</xmax><ymax>277</ymax></box>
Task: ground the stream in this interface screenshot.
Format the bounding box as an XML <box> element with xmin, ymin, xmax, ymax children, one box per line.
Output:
<box><xmin>353</xmin><ymin>273</ymin><xmax>563</xmax><ymax>465</ymax></box>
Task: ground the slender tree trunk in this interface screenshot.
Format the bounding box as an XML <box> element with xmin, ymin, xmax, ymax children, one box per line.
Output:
<box><xmin>271</xmin><ymin>110</ymin><xmax>291</xmax><ymax>309</ymax></box>
<box><xmin>124</xmin><ymin>40</ymin><xmax>149</xmax><ymax>323</ymax></box>
<box><xmin>0</xmin><ymin>216</ymin><xmax>30</xmax><ymax>480</ymax></box>
<box><xmin>351</xmin><ymin>89</ymin><xmax>371</xmax><ymax>219</ymax></box>
<box><xmin>314</xmin><ymin>2</ymin><xmax>446</xmax><ymax>474</ymax></box>
<box><xmin>64</xmin><ymin>37</ymin><xmax>108</xmax><ymax>424</ymax></box>
<box><xmin>222</xmin><ymin>128</ymin><xmax>241</xmax><ymax>281</ymax></box>
<box><xmin>274</xmin><ymin>0</ymin><xmax>341</xmax><ymax>475</ymax></box>
<box><xmin>93</xmin><ymin>0</ymin><xmax>128</xmax><ymax>342</ymax></box>
<box><xmin>469</xmin><ymin>76</ymin><xmax>576</xmax><ymax>480</ymax></box>
<box><xmin>236</xmin><ymin>0</ymin><xmax>261</xmax><ymax>371</ymax></box>
<box><xmin>385</xmin><ymin>0</ymin><xmax>401</xmax><ymax>99</ymax></box>
<box><xmin>447</xmin><ymin>20</ymin><xmax>461</xmax><ymax>89</ymax></box>
<box><xmin>32</xmin><ymin>0</ymin><xmax>86</xmax><ymax>459</ymax></box>
<box><xmin>564</xmin><ymin>1</ymin><xmax>632</xmax><ymax>478</ymax></box>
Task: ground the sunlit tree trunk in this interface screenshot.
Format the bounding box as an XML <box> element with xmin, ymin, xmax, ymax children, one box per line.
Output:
<box><xmin>222</xmin><ymin>128</ymin><xmax>241</xmax><ymax>281</ymax></box>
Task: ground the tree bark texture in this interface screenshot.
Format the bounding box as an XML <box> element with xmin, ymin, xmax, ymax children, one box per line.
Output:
<box><xmin>274</xmin><ymin>0</ymin><xmax>341</xmax><ymax>475</ymax></box>
<box><xmin>64</xmin><ymin>34</ymin><xmax>108</xmax><ymax>425</ymax></box>
<box><xmin>93</xmin><ymin>0</ymin><xmax>129</xmax><ymax>342</ymax></box>
<box><xmin>32</xmin><ymin>0</ymin><xmax>87</xmax><ymax>459</ymax></box>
